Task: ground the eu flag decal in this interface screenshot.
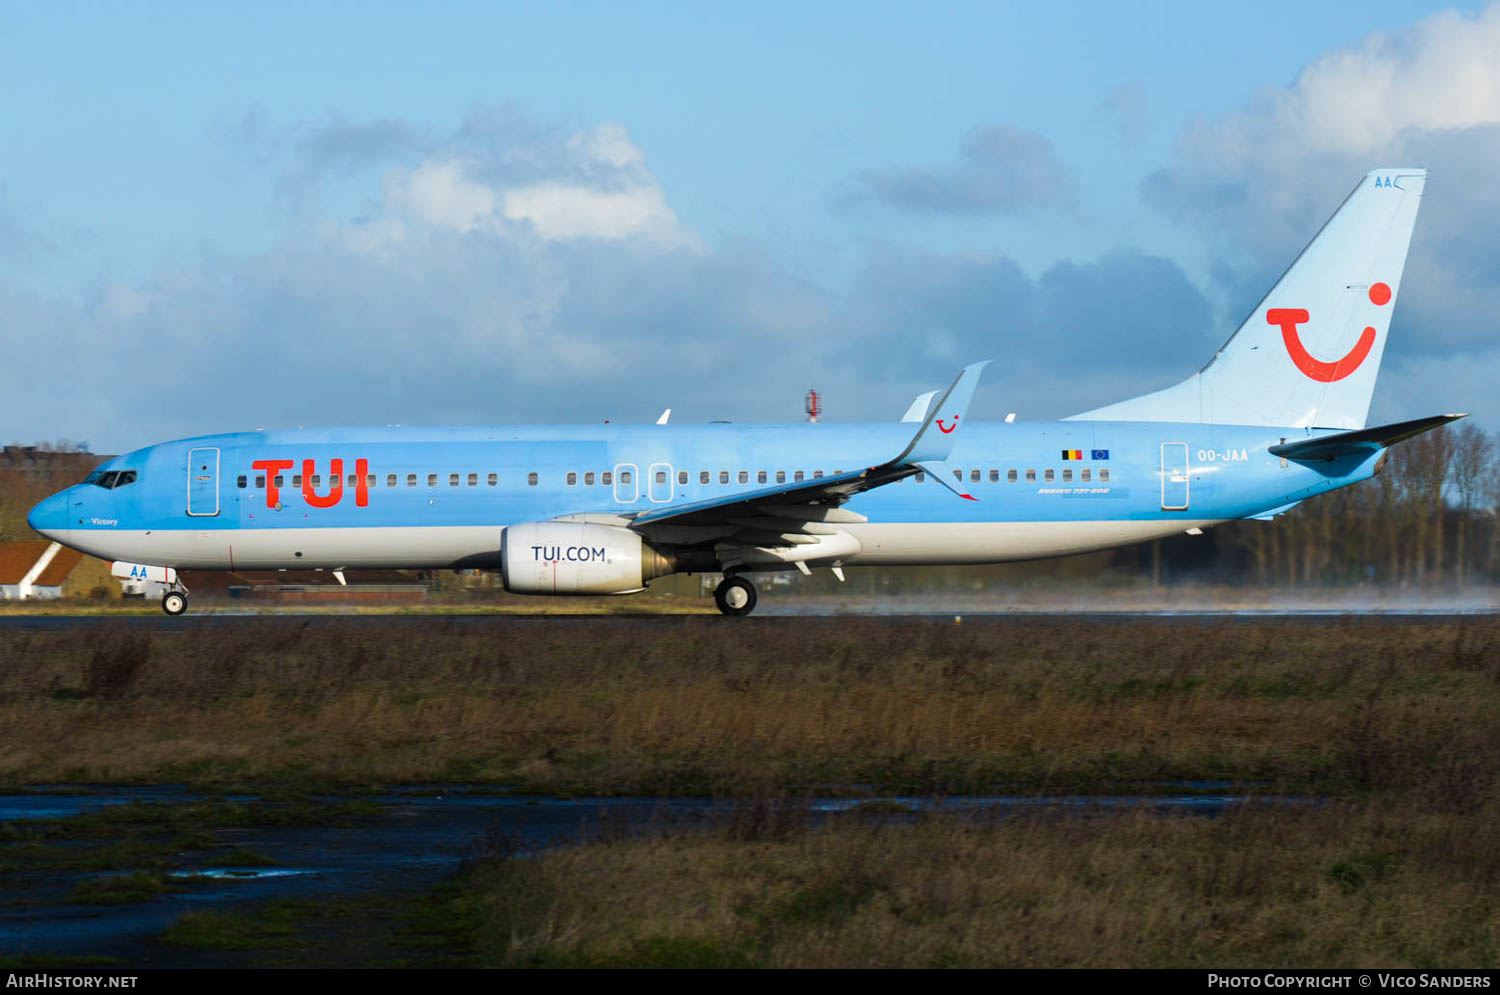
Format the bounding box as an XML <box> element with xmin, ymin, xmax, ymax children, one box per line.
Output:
<box><xmin>1091</xmin><ymin>449</ymin><xmax>1110</xmax><ymax>460</ymax></box>
<box><xmin>1061</xmin><ymin>449</ymin><xmax>1083</xmax><ymax>460</ymax></box>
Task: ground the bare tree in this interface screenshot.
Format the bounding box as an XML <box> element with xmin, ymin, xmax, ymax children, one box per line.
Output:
<box><xmin>1448</xmin><ymin>423</ymin><xmax>1493</xmax><ymax>586</ymax></box>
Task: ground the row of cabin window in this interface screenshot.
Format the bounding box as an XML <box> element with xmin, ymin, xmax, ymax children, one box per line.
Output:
<box><xmin>235</xmin><ymin>465</ymin><xmax>1111</xmax><ymax>490</ymax></box>
<box><xmin>236</xmin><ymin>469</ymin><xmax>843</xmax><ymax>489</ymax></box>
<box><xmin>912</xmin><ymin>467</ymin><xmax>1110</xmax><ymax>484</ymax></box>
<box><xmin>240</xmin><ymin>472</ymin><xmax>500</xmax><ymax>489</ymax></box>
<box><xmin>570</xmin><ymin>469</ymin><xmax>839</xmax><ymax>487</ymax></box>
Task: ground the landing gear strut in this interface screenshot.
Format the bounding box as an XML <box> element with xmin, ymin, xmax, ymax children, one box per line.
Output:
<box><xmin>160</xmin><ymin>577</ymin><xmax>190</xmax><ymax>616</ymax></box>
<box><xmin>714</xmin><ymin>575</ymin><xmax>758</xmax><ymax>617</ymax></box>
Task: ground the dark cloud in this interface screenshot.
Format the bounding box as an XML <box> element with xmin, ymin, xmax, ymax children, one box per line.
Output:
<box><xmin>256</xmin><ymin>113</ymin><xmax>429</xmax><ymax>219</ymax></box>
<box><xmin>1148</xmin><ymin>131</ymin><xmax>1500</xmax><ymax>366</ymax></box>
<box><xmin>294</xmin><ymin>116</ymin><xmax>425</xmax><ymax>177</ymax></box>
<box><xmin>1141</xmin><ymin>7</ymin><xmax>1500</xmax><ymax>373</ymax></box>
<box><xmin>844</xmin><ymin>125</ymin><xmax>1077</xmax><ymax>215</ymax></box>
<box><xmin>0</xmin><ymin>212</ymin><xmax>841</xmax><ymax>449</ymax></box>
<box><xmin>834</xmin><ymin>244</ymin><xmax>1216</xmax><ymax>420</ymax></box>
<box><xmin>0</xmin><ymin>167</ymin><xmax>1218</xmax><ymax>453</ymax></box>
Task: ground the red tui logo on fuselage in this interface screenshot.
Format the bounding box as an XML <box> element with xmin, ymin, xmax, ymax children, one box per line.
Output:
<box><xmin>251</xmin><ymin>458</ymin><xmax>369</xmax><ymax>509</ymax></box>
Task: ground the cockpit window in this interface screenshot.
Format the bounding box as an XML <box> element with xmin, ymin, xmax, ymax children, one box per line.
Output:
<box><xmin>84</xmin><ymin>469</ymin><xmax>137</xmax><ymax>489</ymax></box>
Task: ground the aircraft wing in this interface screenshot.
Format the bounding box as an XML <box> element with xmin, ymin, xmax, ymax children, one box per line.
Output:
<box><xmin>625</xmin><ymin>361</ymin><xmax>989</xmax><ymax>547</ymax></box>
<box><xmin>628</xmin><ymin>464</ymin><xmax>908</xmax><ymax>531</ymax></box>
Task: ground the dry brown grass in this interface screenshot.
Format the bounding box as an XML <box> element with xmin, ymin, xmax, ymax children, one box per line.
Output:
<box><xmin>1</xmin><ymin>616</ymin><xmax>1497</xmax><ymax>794</ymax></box>
<box><xmin>465</xmin><ymin>797</ymin><xmax>1500</xmax><ymax>968</ymax></box>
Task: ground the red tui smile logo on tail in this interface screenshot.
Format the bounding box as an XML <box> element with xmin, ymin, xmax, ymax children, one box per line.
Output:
<box><xmin>936</xmin><ymin>416</ymin><xmax>959</xmax><ymax>434</ymax></box>
<box><xmin>1269</xmin><ymin>283</ymin><xmax>1390</xmax><ymax>383</ymax></box>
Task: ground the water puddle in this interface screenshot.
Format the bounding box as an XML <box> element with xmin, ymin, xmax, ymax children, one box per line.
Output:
<box><xmin>1</xmin><ymin>785</ymin><xmax>1300</xmax><ymax>964</ymax></box>
<box><xmin>167</xmin><ymin>868</ymin><xmax>314</xmax><ymax>881</ymax></box>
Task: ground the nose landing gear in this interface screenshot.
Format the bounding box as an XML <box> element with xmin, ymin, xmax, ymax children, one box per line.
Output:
<box><xmin>160</xmin><ymin>580</ymin><xmax>190</xmax><ymax>616</ymax></box>
<box><xmin>713</xmin><ymin>575</ymin><xmax>758</xmax><ymax>617</ymax></box>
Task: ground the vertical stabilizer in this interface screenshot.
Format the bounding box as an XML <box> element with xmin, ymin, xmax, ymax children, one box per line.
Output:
<box><xmin>1069</xmin><ymin>169</ymin><xmax>1425</xmax><ymax>429</ymax></box>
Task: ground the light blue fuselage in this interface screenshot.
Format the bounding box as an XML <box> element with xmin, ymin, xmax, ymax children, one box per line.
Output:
<box><xmin>28</xmin><ymin>419</ymin><xmax>1376</xmax><ymax>573</ymax></box>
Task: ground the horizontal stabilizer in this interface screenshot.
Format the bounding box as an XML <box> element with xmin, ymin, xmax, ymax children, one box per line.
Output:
<box><xmin>1269</xmin><ymin>413</ymin><xmax>1465</xmax><ymax>461</ymax></box>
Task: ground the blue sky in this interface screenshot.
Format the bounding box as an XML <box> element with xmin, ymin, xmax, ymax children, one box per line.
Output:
<box><xmin>1</xmin><ymin>1</ymin><xmax>1496</xmax><ymax>451</ymax></box>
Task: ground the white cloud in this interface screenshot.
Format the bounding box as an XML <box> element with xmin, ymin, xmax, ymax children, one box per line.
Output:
<box><xmin>501</xmin><ymin>182</ymin><xmax>695</xmax><ymax>248</ymax></box>
<box><xmin>1165</xmin><ymin>4</ymin><xmax>1500</xmax><ymax>193</ymax></box>
<box><xmin>386</xmin><ymin>159</ymin><xmax>496</xmax><ymax>232</ymax></box>
<box><xmin>569</xmin><ymin>122</ymin><xmax>647</xmax><ymax>170</ymax></box>
<box><xmin>373</xmin><ymin>124</ymin><xmax>697</xmax><ymax>250</ymax></box>
<box><xmin>337</xmin><ymin>216</ymin><xmax>407</xmax><ymax>257</ymax></box>
<box><xmin>0</xmin><ymin>112</ymin><xmax>814</xmax><ymax>450</ymax></box>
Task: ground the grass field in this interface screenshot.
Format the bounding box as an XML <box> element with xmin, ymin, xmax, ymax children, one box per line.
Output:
<box><xmin>2</xmin><ymin>616</ymin><xmax>1498</xmax><ymax>795</ymax></box>
<box><xmin>454</xmin><ymin>798</ymin><xmax>1500</xmax><ymax>968</ymax></box>
<box><xmin>3</xmin><ymin>615</ymin><xmax>1498</xmax><ymax>967</ymax></box>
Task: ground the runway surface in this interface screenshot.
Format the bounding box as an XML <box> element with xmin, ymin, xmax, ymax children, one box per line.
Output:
<box><xmin>1</xmin><ymin>606</ymin><xmax>1497</xmax><ymax>631</ymax></box>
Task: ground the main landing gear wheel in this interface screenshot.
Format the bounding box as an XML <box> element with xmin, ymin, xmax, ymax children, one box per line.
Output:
<box><xmin>161</xmin><ymin>592</ymin><xmax>188</xmax><ymax>616</ymax></box>
<box><xmin>714</xmin><ymin>576</ymin><xmax>758</xmax><ymax>617</ymax></box>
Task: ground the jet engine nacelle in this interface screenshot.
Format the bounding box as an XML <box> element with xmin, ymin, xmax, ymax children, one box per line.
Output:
<box><xmin>501</xmin><ymin>522</ymin><xmax>675</xmax><ymax>595</ymax></box>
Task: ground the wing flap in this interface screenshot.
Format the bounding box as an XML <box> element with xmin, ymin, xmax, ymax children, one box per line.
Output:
<box><xmin>629</xmin><ymin>466</ymin><xmax>890</xmax><ymax>528</ymax></box>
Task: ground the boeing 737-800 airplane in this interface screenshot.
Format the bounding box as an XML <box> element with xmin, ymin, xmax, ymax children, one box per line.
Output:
<box><xmin>28</xmin><ymin>169</ymin><xmax>1455</xmax><ymax>616</ymax></box>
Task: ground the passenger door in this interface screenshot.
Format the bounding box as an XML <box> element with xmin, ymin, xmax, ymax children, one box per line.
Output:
<box><xmin>187</xmin><ymin>447</ymin><xmax>220</xmax><ymax>517</ymax></box>
<box><xmin>1160</xmin><ymin>442</ymin><xmax>1189</xmax><ymax>511</ymax></box>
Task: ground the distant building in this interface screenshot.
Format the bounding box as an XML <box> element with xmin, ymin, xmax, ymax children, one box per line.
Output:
<box><xmin>0</xmin><ymin>541</ymin><xmax>114</xmax><ymax>600</ymax></box>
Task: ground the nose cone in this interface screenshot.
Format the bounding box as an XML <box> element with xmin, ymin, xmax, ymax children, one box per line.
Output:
<box><xmin>27</xmin><ymin>490</ymin><xmax>72</xmax><ymax>542</ymax></box>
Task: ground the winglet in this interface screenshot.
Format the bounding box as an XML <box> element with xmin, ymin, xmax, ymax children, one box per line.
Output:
<box><xmin>656</xmin><ymin>409</ymin><xmax>671</xmax><ymax>425</ymax></box>
<box><xmin>900</xmin><ymin>391</ymin><xmax>937</xmax><ymax>423</ymax></box>
<box><xmin>892</xmin><ymin>361</ymin><xmax>990</xmax><ymax>465</ymax></box>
